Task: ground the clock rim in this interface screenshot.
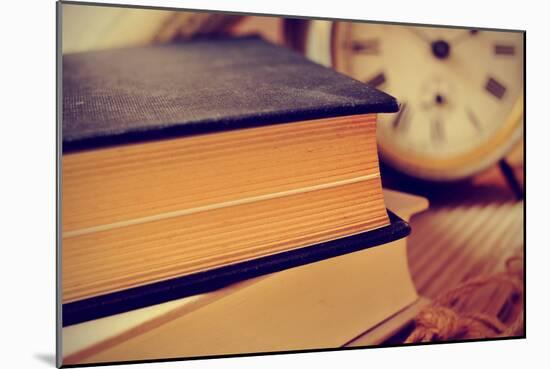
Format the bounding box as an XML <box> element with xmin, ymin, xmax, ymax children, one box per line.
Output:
<box><xmin>304</xmin><ymin>20</ymin><xmax>524</xmax><ymax>181</ymax></box>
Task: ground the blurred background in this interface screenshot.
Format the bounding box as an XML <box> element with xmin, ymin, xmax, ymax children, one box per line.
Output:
<box><xmin>63</xmin><ymin>3</ymin><xmax>524</xmax><ymax>337</ymax></box>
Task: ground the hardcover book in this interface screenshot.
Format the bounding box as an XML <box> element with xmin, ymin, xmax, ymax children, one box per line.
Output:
<box><xmin>61</xmin><ymin>37</ymin><xmax>403</xmax><ymax>327</ymax></box>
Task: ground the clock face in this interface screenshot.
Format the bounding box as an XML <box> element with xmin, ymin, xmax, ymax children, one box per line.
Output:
<box><xmin>329</xmin><ymin>22</ymin><xmax>524</xmax><ymax>180</ymax></box>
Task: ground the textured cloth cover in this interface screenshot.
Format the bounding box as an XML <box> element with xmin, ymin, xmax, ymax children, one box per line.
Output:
<box><xmin>62</xmin><ymin>36</ymin><xmax>398</xmax><ymax>152</ymax></box>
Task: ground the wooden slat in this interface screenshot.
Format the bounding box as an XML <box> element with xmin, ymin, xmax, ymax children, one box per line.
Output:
<box><xmin>408</xmin><ymin>198</ymin><xmax>523</xmax><ymax>299</ymax></box>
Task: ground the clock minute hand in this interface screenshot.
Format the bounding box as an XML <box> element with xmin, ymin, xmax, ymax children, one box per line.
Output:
<box><xmin>407</xmin><ymin>27</ymin><xmax>432</xmax><ymax>45</ymax></box>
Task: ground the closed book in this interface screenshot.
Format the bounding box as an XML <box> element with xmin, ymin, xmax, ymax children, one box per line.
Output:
<box><xmin>61</xmin><ymin>37</ymin><xmax>402</xmax><ymax>327</ymax></box>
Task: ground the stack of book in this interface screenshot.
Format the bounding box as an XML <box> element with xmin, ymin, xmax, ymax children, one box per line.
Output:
<box><xmin>60</xmin><ymin>37</ymin><xmax>426</xmax><ymax>365</ymax></box>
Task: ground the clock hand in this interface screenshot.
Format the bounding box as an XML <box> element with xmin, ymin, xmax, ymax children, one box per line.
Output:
<box><xmin>407</xmin><ymin>27</ymin><xmax>454</xmax><ymax>60</ymax></box>
<box><xmin>407</xmin><ymin>27</ymin><xmax>432</xmax><ymax>44</ymax></box>
<box><xmin>406</xmin><ymin>27</ymin><xmax>452</xmax><ymax>60</ymax></box>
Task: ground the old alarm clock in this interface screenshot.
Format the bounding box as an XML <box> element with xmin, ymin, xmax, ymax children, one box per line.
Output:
<box><xmin>303</xmin><ymin>21</ymin><xmax>524</xmax><ymax>181</ymax></box>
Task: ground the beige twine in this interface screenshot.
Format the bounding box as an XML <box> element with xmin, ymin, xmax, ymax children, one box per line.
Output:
<box><xmin>405</xmin><ymin>256</ymin><xmax>524</xmax><ymax>343</ymax></box>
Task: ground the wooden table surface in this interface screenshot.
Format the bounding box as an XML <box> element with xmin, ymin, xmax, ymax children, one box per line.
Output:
<box><xmin>403</xmin><ymin>166</ymin><xmax>524</xmax><ymax>300</ymax></box>
<box><xmin>379</xmin><ymin>165</ymin><xmax>524</xmax><ymax>344</ymax></box>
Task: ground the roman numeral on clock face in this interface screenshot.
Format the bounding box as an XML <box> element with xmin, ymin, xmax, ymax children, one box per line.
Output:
<box><xmin>349</xmin><ymin>39</ymin><xmax>380</xmax><ymax>54</ymax></box>
<box><xmin>365</xmin><ymin>72</ymin><xmax>386</xmax><ymax>88</ymax></box>
<box><xmin>485</xmin><ymin>77</ymin><xmax>507</xmax><ymax>100</ymax></box>
<box><xmin>431</xmin><ymin>119</ymin><xmax>445</xmax><ymax>143</ymax></box>
<box><xmin>466</xmin><ymin>109</ymin><xmax>482</xmax><ymax>132</ymax></box>
<box><xmin>392</xmin><ymin>102</ymin><xmax>411</xmax><ymax>131</ymax></box>
<box><xmin>494</xmin><ymin>44</ymin><xmax>515</xmax><ymax>55</ymax></box>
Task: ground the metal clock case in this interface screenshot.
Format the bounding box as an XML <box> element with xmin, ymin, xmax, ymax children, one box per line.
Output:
<box><xmin>303</xmin><ymin>20</ymin><xmax>524</xmax><ymax>181</ymax></box>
